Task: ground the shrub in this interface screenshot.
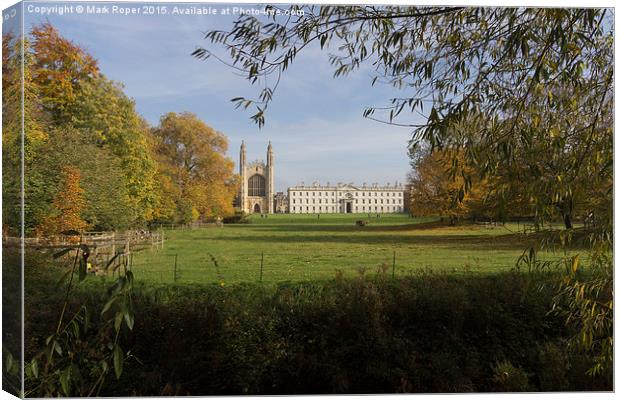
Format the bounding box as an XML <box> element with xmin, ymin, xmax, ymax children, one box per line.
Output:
<box><xmin>223</xmin><ymin>211</ymin><xmax>250</xmax><ymax>224</ymax></box>
<box><xmin>21</xmin><ymin>260</ymin><xmax>612</xmax><ymax>395</ymax></box>
<box><xmin>491</xmin><ymin>361</ymin><xmax>530</xmax><ymax>392</ymax></box>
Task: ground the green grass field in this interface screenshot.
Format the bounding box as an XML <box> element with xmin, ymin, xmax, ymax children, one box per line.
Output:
<box><xmin>128</xmin><ymin>213</ymin><xmax>576</xmax><ymax>285</ymax></box>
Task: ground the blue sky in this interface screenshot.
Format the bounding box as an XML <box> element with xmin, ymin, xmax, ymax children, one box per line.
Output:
<box><xmin>16</xmin><ymin>1</ymin><xmax>418</xmax><ymax>191</ymax></box>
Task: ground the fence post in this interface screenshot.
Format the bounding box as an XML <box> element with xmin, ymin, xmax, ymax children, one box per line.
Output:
<box><xmin>392</xmin><ymin>250</ymin><xmax>396</xmax><ymax>279</ymax></box>
<box><xmin>111</xmin><ymin>231</ymin><xmax>116</xmax><ymax>259</ymax></box>
<box><xmin>173</xmin><ymin>254</ymin><xmax>178</xmax><ymax>283</ymax></box>
<box><xmin>260</xmin><ymin>252</ymin><xmax>264</xmax><ymax>283</ymax></box>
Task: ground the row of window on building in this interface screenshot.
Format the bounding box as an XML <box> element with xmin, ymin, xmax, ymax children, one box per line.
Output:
<box><xmin>291</xmin><ymin>198</ymin><xmax>402</xmax><ymax>205</ymax></box>
<box><xmin>290</xmin><ymin>205</ymin><xmax>403</xmax><ymax>213</ymax></box>
<box><xmin>289</xmin><ymin>191</ymin><xmax>402</xmax><ymax>197</ymax></box>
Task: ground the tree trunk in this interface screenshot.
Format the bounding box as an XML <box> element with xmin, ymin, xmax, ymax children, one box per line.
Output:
<box><xmin>563</xmin><ymin>213</ymin><xmax>573</xmax><ymax>229</ymax></box>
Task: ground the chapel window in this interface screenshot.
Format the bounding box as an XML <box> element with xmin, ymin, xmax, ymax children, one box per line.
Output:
<box><xmin>248</xmin><ymin>174</ymin><xmax>266</xmax><ymax>196</ymax></box>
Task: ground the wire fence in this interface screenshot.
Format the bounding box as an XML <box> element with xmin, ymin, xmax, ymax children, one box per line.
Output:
<box><xmin>124</xmin><ymin>247</ymin><xmax>529</xmax><ymax>285</ymax></box>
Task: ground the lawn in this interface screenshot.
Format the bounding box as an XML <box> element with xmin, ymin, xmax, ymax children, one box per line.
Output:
<box><xmin>128</xmin><ymin>214</ymin><xmax>575</xmax><ymax>284</ymax></box>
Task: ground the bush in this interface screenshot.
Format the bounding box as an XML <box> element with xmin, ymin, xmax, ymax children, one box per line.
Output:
<box><xmin>492</xmin><ymin>361</ymin><xmax>530</xmax><ymax>392</ymax></box>
<box><xmin>536</xmin><ymin>342</ymin><xmax>569</xmax><ymax>391</ymax></box>
<box><xmin>22</xmin><ymin>262</ymin><xmax>612</xmax><ymax>395</ymax></box>
<box><xmin>223</xmin><ymin>211</ymin><xmax>250</xmax><ymax>224</ymax></box>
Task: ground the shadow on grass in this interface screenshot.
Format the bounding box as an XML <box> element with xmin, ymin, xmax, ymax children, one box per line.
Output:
<box><xmin>253</xmin><ymin>220</ymin><xmax>447</xmax><ymax>231</ymax></box>
<box><xmin>171</xmin><ymin>222</ymin><xmax>590</xmax><ymax>251</ymax></box>
<box><xmin>217</xmin><ymin>232</ymin><xmax>539</xmax><ymax>250</ymax></box>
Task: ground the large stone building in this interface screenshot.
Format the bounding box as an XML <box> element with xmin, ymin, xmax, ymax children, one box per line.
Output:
<box><xmin>237</xmin><ymin>141</ymin><xmax>406</xmax><ymax>214</ymax></box>
<box><xmin>287</xmin><ymin>182</ymin><xmax>405</xmax><ymax>214</ymax></box>
<box><xmin>238</xmin><ymin>141</ymin><xmax>274</xmax><ymax>214</ymax></box>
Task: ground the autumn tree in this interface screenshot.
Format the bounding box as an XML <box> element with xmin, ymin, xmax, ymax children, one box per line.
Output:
<box><xmin>68</xmin><ymin>76</ymin><xmax>159</xmax><ymax>224</ymax></box>
<box><xmin>30</xmin><ymin>23</ymin><xmax>99</xmax><ymax>124</ymax></box>
<box><xmin>152</xmin><ymin>112</ymin><xmax>238</xmax><ymax>224</ymax></box>
<box><xmin>197</xmin><ymin>6</ymin><xmax>613</xmax><ymax>375</ymax></box>
<box><xmin>2</xmin><ymin>32</ymin><xmax>25</xmax><ymax>235</ymax></box>
<box><xmin>35</xmin><ymin>165</ymin><xmax>88</xmax><ymax>235</ymax></box>
<box><xmin>195</xmin><ymin>6</ymin><xmax>612</xmax><ymax>230</ymax></box>
<box><xmin>3</xmin><ymin>24</ymin><xmax>161</xmax><ymax>234</ymax></box>
<box><xmin>30</xmin><ymin>24</ymin><xmax>159</xmax><ymax>225</ymax></box>
<box><xmin>408</xmin><ymin>148</ymin><xmax>490</xmax><ymax>224</ymax></box>
<box><xmin>33</xmin><ymin>128</ymin><xmax>135</xmax><ymax>232</ymax></box>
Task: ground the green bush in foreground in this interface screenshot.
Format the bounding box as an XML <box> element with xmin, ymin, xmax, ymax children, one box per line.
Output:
<box><xmin>22</xmin><ymin>258</ymin><xmax>611</xmax><ymax>395</ymax></box>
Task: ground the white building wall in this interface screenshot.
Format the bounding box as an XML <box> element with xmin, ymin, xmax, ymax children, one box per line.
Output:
<box><xmin>287</xmin><ymin>184</ymin><xmax>405</xmax><ymax>214</ymax></box>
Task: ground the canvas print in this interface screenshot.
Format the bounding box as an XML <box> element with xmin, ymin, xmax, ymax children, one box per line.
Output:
<box><xmin>1</xmin><ymin>0</ymin><xmax>614</xmax><ymax>397</ymax></box>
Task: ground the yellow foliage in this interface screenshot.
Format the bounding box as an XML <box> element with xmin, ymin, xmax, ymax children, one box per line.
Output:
<box><xmin>152</xmin><ymin>112</ymin><xmax>238</xmax><ymax>223</ymax></box>
<box><xmin>409</xmin><ymin>150</ymin><xmax>488</xmax><ymax>222</ymax></box>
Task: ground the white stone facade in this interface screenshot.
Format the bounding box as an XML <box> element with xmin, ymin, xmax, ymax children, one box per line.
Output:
<box><xmin>287</xmin><ymin>183</ymin><xmax>405</xmax><ymax>214</ymax></box>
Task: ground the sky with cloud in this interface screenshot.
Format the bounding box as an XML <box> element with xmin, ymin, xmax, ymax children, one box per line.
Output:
<box><xmin>17</xmin><ymin>1</ymin><xmax>422</xmax><ymax>191</ymax></box>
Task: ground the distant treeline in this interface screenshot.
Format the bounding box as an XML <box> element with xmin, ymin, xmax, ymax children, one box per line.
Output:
<box><xmin>2</xmin><ymin>23</ymin><xmax>238</xmax><ymax>237</ymax></box>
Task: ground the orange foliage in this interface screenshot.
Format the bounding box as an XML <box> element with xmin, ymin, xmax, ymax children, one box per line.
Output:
<box><xmin>36</xmin><ymin>165</ymin><xmax>89</xmax><ymax>236</ymax></box>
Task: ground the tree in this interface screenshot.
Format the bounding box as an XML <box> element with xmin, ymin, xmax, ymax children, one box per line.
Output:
<box><xmin>30</xmin><ymin>23</ymin><xmax>99</xmax><ymax>124</ymax></box>
<box><xmin>195</xmin><ymin>6</ymin><xmax>613</xmax><ymax>229</ymax></box>
<box><xmin>68</xmin><ymin>76</ymin><xmax>159</xmax><ymax>225</ymax></box>
<box><xmin>32</xmin><ymin>128</ymin><xmax>135</xmax><ymax>232</ymax></box>
<box><xmin>3</xmin><ymin>23</ymin><xmax>162</xmax><ymax>234</ymax></box>
<box><xmin>408</xmin><ymin>148</ymin><xmax>489</xmax><ymax>224</ymax></box>
<box><xmin>198</xmin><ymin>7</ymin><xmax>613</xmax><ymax>376</ymax></box>
<box><xmin>30</xmin><ymin>23</ymin><xmax>159</xmax><ymax>225</ymax></box>
<box><xmin>2</xmin><ymin>33</ymin><xmax>48</xmax><ymax>235</ymax></box>
<box><xmin>35</xmin><ymin>165</ymin><xmax>88</xmax><ymax>235</ymax></box>
<box><xmin>152</xmin><ymin>112</ymin><xmax>238</xmax><ymax>223</ymax></box>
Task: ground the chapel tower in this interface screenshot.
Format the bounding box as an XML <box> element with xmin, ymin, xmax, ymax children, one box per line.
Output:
<box><xmin>238</xmin><ymin>141</ymin><xmax>273</xmax><ymax>214</ymax></box>
<box><xmin>267</xmin><ymin>141</ymin><xmax>274</xmax><ymax>214</ymax></box>
<box><xmin>239</xmin><ymin>140</ymin><xmax>248</xmax><ymax>212</ymax></box>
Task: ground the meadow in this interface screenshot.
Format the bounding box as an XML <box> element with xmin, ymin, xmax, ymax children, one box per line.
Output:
<box><xmin>15</xmin><ymin>214</ymin><xmax>608</xmax><ymax>395</ymax></box>
<box><xmin>129</xmin><ymin>213</ymin><xmax>575</xmax><ymax>284</ymax></box>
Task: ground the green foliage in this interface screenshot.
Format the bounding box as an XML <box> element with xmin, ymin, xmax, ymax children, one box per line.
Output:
<box><xmin>2</xmin><ymin>33</ymin><xmax>47</xmax><ymax>235</ymax></box>
<box><xmin>491</xmin><ymin>361</ymin><xmax>530</xmax><ymax>392</ymax></box>
<box><xmin>68</xmin><ymin>77</ymin><xmax>159</xmax><ymax>224</ymax></box>
<box><xmin>24</xmin><ymin>266</ymin><xmax>612</xmax><ymax>395</ymax></box>
<box><xmin>536</xmin><ymin>342</ymin><xmax>569</xmax><ymax>391</ymax></box>
<box><xmin>552</xmin><ymin>250</ymin><xmax>613</xmax><ymax>378</ymax></box>
<box><xmin>17</xmin><ymin>245</ymin><xmax>136</xmax><ymax>397</ymax></box>
<box><xmin>32</xmin><ymin>128</ymin><xmax>135</xmax><ymax>231</ymax></box>
<box><xmin>2</xmin><ymin>251</ymin><xmax>22</xmax><ymax>397</ymax></box>
<box><xmin>222</xmin><ymin>211</ymin><xmax>251</xmax><ymax>224</ymax></box>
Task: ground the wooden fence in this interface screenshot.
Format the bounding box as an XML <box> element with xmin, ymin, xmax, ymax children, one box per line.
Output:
<box><xmin>2</xmin><ymin>230</ymin><xmax>165</xmax><ymax>266</ymax></box>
